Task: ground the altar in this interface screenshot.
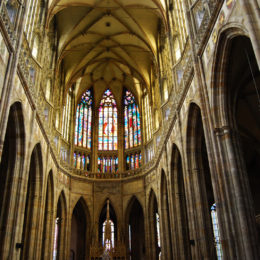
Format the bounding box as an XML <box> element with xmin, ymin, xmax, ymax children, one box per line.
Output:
<box><xmin>90</xmin><ymin>200</ymin><xmax>126</xmax><ymax>260</ymax></box>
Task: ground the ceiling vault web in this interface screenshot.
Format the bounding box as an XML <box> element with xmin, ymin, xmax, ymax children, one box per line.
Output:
<box><xmin>47</xmin><ymin>0</ymin><xmax>166</xmax><ymax>99</ymax></box>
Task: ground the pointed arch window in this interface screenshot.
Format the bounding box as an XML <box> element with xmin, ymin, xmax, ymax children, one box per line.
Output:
<box><xmin>74</xmin><ymin>89</ymin><xmax>93</xmax><ymax>149</ymax></box>
<box><xmin>143</xmin><ymin>94</ymin><xmax>153</xmax><ymax>141</ymax></box>
<box><xmin>124</xmin><ymin>90</ymin><xmax>141</xmax><ymax>149</ymax></box>
<box><xmin>98</xmin><ymin>89</ymin><xmax>118</xmax><ymax>150</ymax></box>
<box><xmin>62</xmin><ymin>91</ymin><xmax>72</xmax><ymax>141</ymax></box>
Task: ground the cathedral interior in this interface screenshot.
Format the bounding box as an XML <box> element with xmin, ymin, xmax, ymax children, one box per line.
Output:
<box><xmin>0</xmin><ymin>0</ymin><xmax>260</xmax><ymax>259</ymax></box>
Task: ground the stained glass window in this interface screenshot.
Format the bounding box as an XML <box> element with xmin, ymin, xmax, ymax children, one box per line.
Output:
<box><xmin>75</xmin><ymin>89</ymin><xmax>93</xmax><ymax>149</ymax></box>
<box><xmin>98</xmin><ymin>156</ymin><xmax>118</xmax><ymax>173</ymax></box>
<box><xmin>211</xmin><ymin>203</ymin><xmax>223</xmax><ymax>259</ymax></box>
<box><xmin>73</xmin><ymin>152</ymin><xmax>90</xmax><ymax>171</ymax></box>
<box><xmin>126</xmin><ymin>152</ymin><xmax>142</xmax><ymax>170</ymax></box>
<box><xmin>124</xmin><ymin>90</ymin><xmax>141</xmax><ymax>149</ymax></box>
<box><xmin>98</xmin><ymin>89</ymin><xmax>118</xmax><ymax>150</ymax></box>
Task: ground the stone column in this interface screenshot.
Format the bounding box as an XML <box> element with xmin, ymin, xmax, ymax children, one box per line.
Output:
<box><xmin>215</xmin><ymin>126</ymin><xmax>260</xmax><ymax>259</ymax></box>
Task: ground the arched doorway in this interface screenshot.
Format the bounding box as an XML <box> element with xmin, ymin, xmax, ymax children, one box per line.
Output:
<box><xmin>126</xmin><ymin>196</ymin><xmax>145</xmax><ymax>260</ymax></box>
<box><xmin>186</xmin><ymin>103</ymin><xmax>219</xmax><ymax>260</ymax></box>
<box><xmin>70</xmin><ymin>197</ymin><xmax>90</xmax><ymax>260</ymax></box>
<box><xmin>21</xmin><ymin>143</ymin><xmax>43</xmax><ymax>260</ymax></box>
<box><xmin>0</xmin><ymin>102</ymin><xmax>25</xmax><ymax>259</ymax></box>
<box><xmin>160</xmin><ymin>170</ymin><xmax>173</xmax><ymax>259</ymax></box>
<box><xmin>171</xmin><ymin>144</ymin><xmax>191</xmax><ymax>260</ymax></box>
<box><xmin>41</xmin><ymin>171</ymin><xmax>54</xmax><ymax>260</ymax></box>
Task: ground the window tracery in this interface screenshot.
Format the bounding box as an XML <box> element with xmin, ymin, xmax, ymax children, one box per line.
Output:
<box><xmin>98</xmin><ymin>89</ymin><xmax>118</xmax><ymax>151</ymax></box>
<box><xmin>98</xmin><ymin>156</ymin><xmax>118</xmax><ymax>173</ymax></box>
<box><xmin>126</xmin><ymin>152</ymin><xmax>142</xmax><ymax>170</ymax></box>
<box><xmin>124</xmin><ymin>90</ymin><xmax>141</xmax><ymax>149</ymax></box>
<box><xmin>143</xmin><ymin>94</ymin><xmax>153</xmax><ymax>141</ymax></box>
<box><xmin>73</xmin><ymin>152</ymin><xmax>90</xmax><ymax>171</ymax></box>
<box><xmin>74</xmin><ymin>89</ymin><xmax>93</xmax><ymax>149</ymax></box>
<box><xmin>62</xmin><ymin>91</ymin><xmax>72</xmax><ymax>141</ymax></box>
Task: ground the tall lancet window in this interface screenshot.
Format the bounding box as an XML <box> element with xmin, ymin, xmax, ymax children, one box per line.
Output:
<box><xmin>124</xmin><ymin>90</ymin><xmax>141</xmax><ymax>149</ymax></box>
<box><xmin>211</xmin><ymin>203</ymin><xmax>223</xmax><ymax>259</ymax></box>
<box><xmin>143</xmin><ymin>94</ymin><xmax>153</xmax><ymax>141</ymax></box>
<box><xmin>74</xmin><ymin>89</ymin><xmax>93</xmax><ymax>148</ymax></box>
<box><xmin>98</xmin><ymin>89</ymin><xmax>118</xmax><ymax>150</ymax></box>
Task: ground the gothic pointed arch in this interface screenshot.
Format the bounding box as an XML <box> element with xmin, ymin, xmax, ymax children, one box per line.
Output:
<box><xmin>98</xmin><ymin>198</ymin><xmax>118</xmax><ymax>246</ymax></box>
<box><xmin>42</xmin><ymin>170</ymin><xmax>55</xmax><ymax>260</ymax></box>
<box><xmin>125</xmin><ymin>195</ymin><xmax>143</xmax><ymax>224</ymax></box>
<box><xmin>186</xmin><ymin>103</ymin><xmax>218</xmax><ymax>259</ymax></box>
<box><xmin>160</xmin><ymin>170</ymin><xmax>173</xmax><ymax>259</ymax></box>
<box><xmin>70</xmin><ymin>197</ymin><xmax>91</xmax><ymax>260</ymax></box>
<box><xmin>212</xmin><ymin>30</ymin><xmax>260</xmax><ymax>257</ymax></box>
<box><xmin>0</xmin><ymin>102</ymin><xmax>25</xmax><ymax>259</ymax></box>
<box><xmin>53</xmin><ymin>190</ymin><xmax>67</xmax><ymax>260</ymax></box>
<box><xmin>148</xmin><ymin>189</ymin><xmax>160</xmax><ymax>260</ymax></box>
<box><xmin>21</xmin><ymin>143</ymin><xmax>43</xmax><ymax>260</ymax></box>
<box><xmin>125</xmin><ymin>196</ymin><xmax>145</xmax><ymax>260</ymax></box>
<box><xmin>171</xmin><ymin>144</ymin><xmax>191</xmax><ymax>259</ymax></box>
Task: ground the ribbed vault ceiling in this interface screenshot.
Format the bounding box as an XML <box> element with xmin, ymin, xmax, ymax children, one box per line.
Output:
<box><xmin>47</xmin><ymin>0</ymin><xmax>166</xmax><ymax>99</ymax></box>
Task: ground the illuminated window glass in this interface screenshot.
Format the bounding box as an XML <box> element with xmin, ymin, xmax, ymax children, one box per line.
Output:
<box><xmin>211</xmin><ymin>203</ymin><xmax>223</xmax><ymax>259</ymax></box>
<box><xmin>62</xmin><ymin>91</ymin><xmax>72</xmax><ymax>141</ymax></box>
<box><xmin>156</xmin><ymin>213</ymin><xmax>161</xmax><ymax>247</ymax></box>
<box><xmin>53</xmin><ymin>217</ymin><xmax>60</xmax><ymax>260</ymax></box>
<box><xmin>98</xmin><ymin>89</ymin><xmax>118</xmax><ymax>150</ymax></box>
<box><xmin>102</xmin><ymin>220</ymin><xmax>115</xmax><ymax>249</ymax></box>
<box><xmin>129</xmin><ymin>225</ymin><xmax>131</xmax><ymax>251</ymax></box>
<box><xmin>73</xmin><ymin>152</ymin><xmax>90</xmax><ymax>171</ymax></box>
<box><xmin>143</xmin><ymin>94</ymin><xmax>153</xmax><ymax>141</ymax></box>
<box><xmin>124</xmin><ymin>90</ymin><xmax>141</xmax><ymax>149</ymax></box>
<box><xmin>74</xmin><ymin>89</ymin><xmax>92</xmax><ymax>149</ymax></box>
<box><xmin>170</xmin><ymin>0</ymin><xmax>187</xmax><ymax>49</ymax></box>
<box><xmin>98</xmin><ymin>156</ymin><xmax>118</xmax><ymax>173</ymax></box>
<box><xmin>126</xmin><ymin>152</ymin><xmax>142</xmax><ymax>170</ymax></box>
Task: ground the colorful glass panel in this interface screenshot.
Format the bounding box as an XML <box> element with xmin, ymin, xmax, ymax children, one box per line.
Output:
<box><xmin>98</xmin><ymin>89</ymin><xmax>118</xmax><ymax>150</ymax></box>
<box><xmin>73</xmin><ymin>152</ymin><xmax>77</xmax><ymax>167</ymax></box>
<box><xmin>126</xmin><ymin>152</ymin><xmax>142</xmax><ymax>170</ymax></box>
<box><xmin>124</xmin><ymin>90</ymin><xmax>141</xmax><ymax>149</ymax></box>
<box><xmin>74</xmin><ymin>89</ymin><xmax>93</xmax><ymax>149</ymax></box>
<box><xmin>74</xmin><ymin>152</ymin><xmax>90</xmax><ymax>171</ymax></box>
<box><xmin>98</xmin><ymin>156</ymin><xmax>118</xmax><ymax>173</ymax></box>
<box><xmin>76</xmin><ymin>154</ymin><xmax>81</xmax><ymax>169</ymax></box>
